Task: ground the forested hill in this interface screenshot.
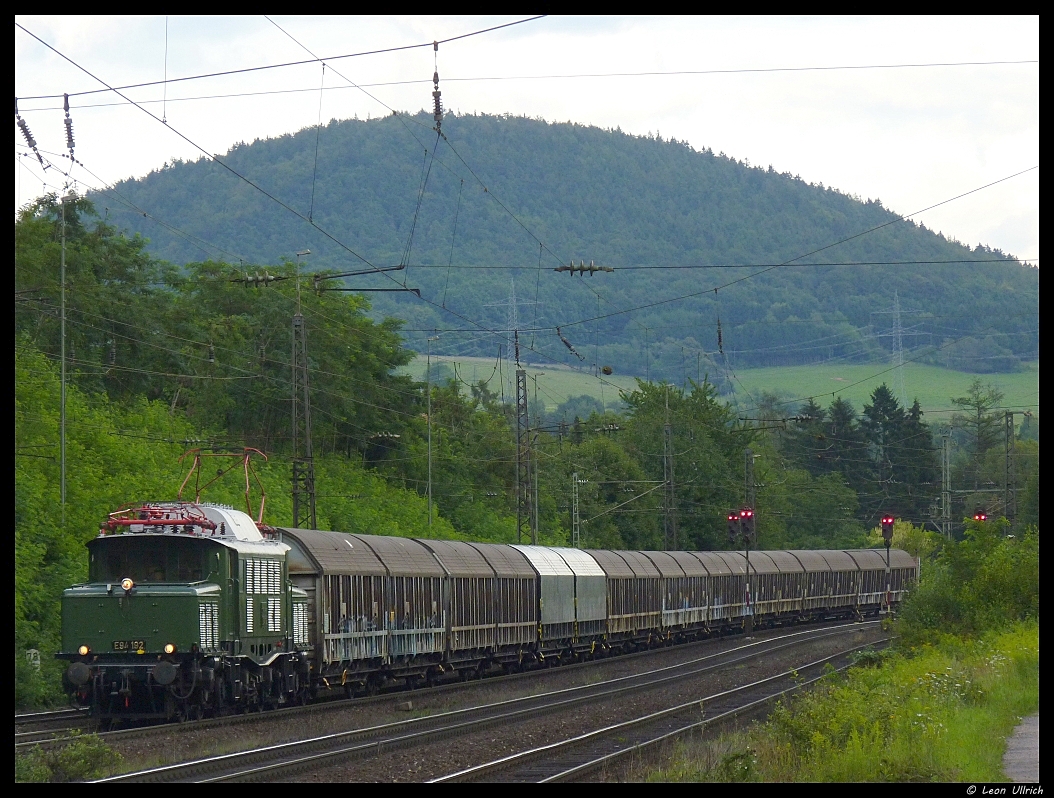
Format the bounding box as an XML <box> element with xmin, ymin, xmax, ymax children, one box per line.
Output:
<box><xmin>99</xmin><ymin>112</ymin><xmax>1038</xmax><ymax>378</ymax></box>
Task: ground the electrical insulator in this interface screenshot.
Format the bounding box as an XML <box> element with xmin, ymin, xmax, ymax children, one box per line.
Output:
<box><xmin>717</xmin><ymin>318</ymin><xmax>724</xmax><ymax>356</ymax></box>
<box><xmin>16</xmin><ymin>108</ymin><xmax>46</xmax><ymax>169</ymax></box>
<box><xmin>64</xmin><ymin>93</ymin><xmax>75</xmax><ymax>158</ymax></box>
<box><xmin>432</xmin><ymin>69</ymin><xmax>443</xmax><ymax>131</ymax></box>
<box><xmin>17</xmin><ymin>116</ymin><xmax>36</xmax><ymax>150</ymax></box>
<box><xmin>881</xmin><ymin>514</ymin><xmax>895</xmax><ymax>544</ymax></box>
<box><xmin>107</xmin><ymin>340</ymin><xmax>116</xmax><ymax>366</ymax></box>
<box><xmin>243</xmin><ymin>272</ymin><xmax>277</xmax><ymax>288</ymax></box>
<box><xmin>207</xmin><ymin>343</ymin><xmax>216</xmax><ymax>364</ymax></box>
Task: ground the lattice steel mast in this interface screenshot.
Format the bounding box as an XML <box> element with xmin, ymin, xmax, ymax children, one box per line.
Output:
<box><xmin>291</xmin><ymin>251</ymin><xmax>316</xmax><ymax>530</ymax></box>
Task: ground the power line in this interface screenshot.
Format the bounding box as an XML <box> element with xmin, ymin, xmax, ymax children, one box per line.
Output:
<box><xmin>15</xmin><ymin>16</ymin><xmax>548</xmax><ymax>101</ymax></box>
<box><xmin>16</xmin><ymin>24</ymin><xmax>1036</xmax><ymax>419</ymax></box>
<box><xmin>15</xmin><ymin>145</ymin><xmax>253</xmax><ymax>264</ymax></box>
<box><xmin>15</xmin><ymin>57</ymin><xmax>1036</xmax><ymax>110</ymax></box>
<box><xmin>15</xmin><ymin>21</ymin><xmax>392</xmax><ymax>275</ymax></box>
<box><xmin>17</xmin><ymin>299</ymin><xmax>423</xmax><ymax>416</ymax></box>
<box><xmin>399</xmin><ymin>257</ymin><xmax>1038</xmax><ymax>269</ymax></box>
<box><xmin>555</xmin><ymin>165</ymin><xmax>1039</xmax><ymax>330</ymax></box>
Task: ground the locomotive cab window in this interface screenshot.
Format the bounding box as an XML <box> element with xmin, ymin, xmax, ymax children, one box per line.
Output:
<box><xmin>88</xmin><ymin>536</ymin><xmax>211</xmax><ymax>583</ymax></box>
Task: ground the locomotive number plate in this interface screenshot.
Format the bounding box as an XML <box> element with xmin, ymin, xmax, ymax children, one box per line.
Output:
<box><xmin>112</xmin><ymin>640</ymin><xmax>146</xmax><ymax>651</ymax></box>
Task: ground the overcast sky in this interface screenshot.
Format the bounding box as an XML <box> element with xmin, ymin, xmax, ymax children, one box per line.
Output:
<box><xmin>14</xmin><ymin>15</ymin><xmax>1039</xmax><ymax>262</ymax></box>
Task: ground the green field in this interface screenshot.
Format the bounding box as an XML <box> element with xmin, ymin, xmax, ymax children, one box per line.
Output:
<box><xmin>727</xmin><ymin>361</ymin><xmax>1040</xmax><ymax>417</ymax></box>
<box><xmin>399</xmin><ymin>355</ymin><xmax>639</xmax><ymax>412</ymax></box>
<box><xmin>402</xmin><ymin>356</ymin><xmax>1039</xmax><ymax>418</ymax></box>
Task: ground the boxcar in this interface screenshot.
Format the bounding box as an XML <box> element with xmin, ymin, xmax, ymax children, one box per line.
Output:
<box><xmin>788</xmin><ymin>550</ymin><xmax>832</xmax><ymax>617</ymax></box>
<box><xmin>587</xmin><ymin>549</ymin><xmax>661</xmax><ymax>639</ymax></box>
<box><xmin>645</xmin><ymin>550</ymin><xmax>708</xmax><ymax>630</ymax></box>
<box><xmin>511</xmin><ymin>545</ymin><xmax>577</xmax><ymax>644</ymax></box>
<box><xmin>818</xmin><ymin>549</ymin><xmax>861</xmax><ymax>615</ymax></box>
<box><xmin>553</xmin><ymin>547</ymin><xmax>607</xmax><ymax>643</ymax></box>
<box><xmin>467</xmin><ymin>542</ymin><xmax>537</xmax><ymax>653</ymax></box>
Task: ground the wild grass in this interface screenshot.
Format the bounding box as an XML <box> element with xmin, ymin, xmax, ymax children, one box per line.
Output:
<box><xmin>649</xmin><ymin>622</ymin><xmax>1039</xmax><ymax>782</ymax></box>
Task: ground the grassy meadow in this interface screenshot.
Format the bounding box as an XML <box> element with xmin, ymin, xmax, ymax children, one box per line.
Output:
<box><xmin>726</xmin><ymin>361</ymin><xmax>1039</xmax><ymax>416</ymax></box>
<box><xmin>400</xmin><ymin>356</ymin><xmax>1039</xmax><ymax>418</ymax></box>
<box><xmin>398</xmin><ymin>355</ymin><xmax>639</xmax><ymax>412</ymax></box>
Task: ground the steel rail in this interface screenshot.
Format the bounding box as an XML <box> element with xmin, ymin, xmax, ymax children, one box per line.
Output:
<box><xmin>432</xmin><ymin>640</ymin><xmax>882</xmax><ymax>783</ymax></box>
<box><xmin>542</xmin><ymin>657</ymin><xmax>867</xmax><ymax>783</ymax></box>
<box><xmin>25</xmin><ymin>628</ymin><xmax>704</xmax><ymax>752</ymax></box>
<box><xmin>95</xmin><ymin>620</ymin><xmax>878</xmax><ymax>783</ymax></box>
<box><xmin>23</xmin><ymin>617</ymin><xmax>859</xmax><ymax>753</ymax></box>
<box><xmin>13</xmin><ymin>707</ymin><xmax>92</xmax><ymax>744</ymax></box>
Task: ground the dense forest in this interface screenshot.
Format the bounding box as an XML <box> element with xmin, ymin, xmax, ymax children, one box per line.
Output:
<box><xmin>15</xmin><ymin>196</ymin><xmax>1039</xmax><ymax>704</ymax></box>
<box><xmin>95</xmin><ymin>113</ymin><xmax>1038</xmax><ymax>380</ymax></box>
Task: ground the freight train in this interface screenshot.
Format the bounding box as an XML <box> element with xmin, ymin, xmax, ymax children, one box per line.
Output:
<box><xmin>58</xmin><ymin>501</ymin><xmax>918</xmax><ymax>721</ymax></box>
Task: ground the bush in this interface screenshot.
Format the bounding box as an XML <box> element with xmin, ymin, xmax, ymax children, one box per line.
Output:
<box><xmin>15</xmin><ymin>734</ymin><xmax>123</xmax><ymax>783</ymax></box>
<box><xmin>897</xmin><ymin>521</ymin><xmax>1039</xmax><ymax>644</ymax></box>
<box><xmin>15</xmin><ymin>649</ymin><xmax>67</xmax><ymax>710</ymax></box>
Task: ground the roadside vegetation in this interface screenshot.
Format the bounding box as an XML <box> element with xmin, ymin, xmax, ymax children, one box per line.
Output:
<box><xmin>15</xmin><ymin>733</ymin><xmax>122</xmax><ymax>783</ymax></box>
<box><xmin>649</xmin><ymin>519</ymin><xmax>1040</xmax><ymax>782</ymax></box>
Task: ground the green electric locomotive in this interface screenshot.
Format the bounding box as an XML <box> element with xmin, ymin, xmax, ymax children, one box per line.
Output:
<box><xmin>57</xmin><ymin>502</ymin><xmax>312</xmax><ymax>721</ymax></box>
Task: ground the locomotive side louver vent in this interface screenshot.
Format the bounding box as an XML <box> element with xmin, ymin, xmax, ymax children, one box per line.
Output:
<box><xmin>245</xmin><ymin>597</ymin><xmax>254</xmax><ymax>634</ymax></box>
<box><xmin>293</xmin><ymin>602</ymin><xmax>309</xmax><ymax>646</ymax></box>
<box><xmin>244</xmin><ymin>558</ymin><xmax>281</xmax><ymax>595</ymax></box>
<box><xmin>199</xmin><ymin>603</ymin><xmax>219</xmax><ymax>650</ymax></box>
<box><xmin>267</xmin><ymin>597</ymin><xmax>281</xmax><ymax>632</ymax></box>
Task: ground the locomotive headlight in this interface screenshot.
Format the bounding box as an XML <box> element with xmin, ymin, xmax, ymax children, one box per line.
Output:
<box><xmin>164</xmin><ymin>643</ymin><xmax>177</xmax><ymax>655</ymax></box>
<box><xmin>120</xmin><ymin>577</ymin><xmax>134</xmax><ymax>591</ymax></box>
<box><xmin>78</xmin><ymin>645</ymin><xmax>90</xmax><ymax>656</ymax></box>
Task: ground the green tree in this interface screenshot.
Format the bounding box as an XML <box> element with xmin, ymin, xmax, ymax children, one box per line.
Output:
<box><xmin>15</xmin><ymin>194</ymin><xmax>179</xmax><ymax>402</ymax></box>
<box><xmin>861</xmin><ymin>386</ymin><xmax>938</xmax><ymax>522</ymax></box>
<box><xmin>821</xmin><ymin>396</ymin><xmax>870</xmax><ymax>494</ymax></box>
<box><xmin>620</xmin><ymin>380</ymin><xmax>745</xmax><ymax>550</ymax></box>
<box><xmin>950</xmin><ymin>379</ymin><xmax>1005</xmax><ymax>491</ymax></box>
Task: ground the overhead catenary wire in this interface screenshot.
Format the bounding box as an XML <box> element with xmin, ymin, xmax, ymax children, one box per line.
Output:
<box><xmin>15</xmin><ymin>56</ymin><xmax>1035</xmax><ymax>110</ymax></box>
<box><xmin>15</xmin><ymin>21</ymin><xmax>394</xmax><ymax>277</ymax></box>
<box><xmin>15</xmin><ymin>16</ymin><xmax>549</xmax><ymax>102</ymax></box>
<box><xmin>390</xmin><ymin>257</ymin><xmax>1038</xmax><ymax>269</ymax></box>
<box><xmin>15</xmin><ymin>24</ymin><xmax>1036</xmax><ymax>421</ymax></box>
<box><xmin>15</xmin><ymin>145</ymin><xmax>253</xmax><ymax>264</ymax></box>
<box><xmin>555</xmin><ymin>166</ymin><xmax>1039</xmax><ymax>331</ymax></box>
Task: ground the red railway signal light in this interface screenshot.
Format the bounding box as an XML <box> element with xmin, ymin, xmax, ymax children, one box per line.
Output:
<box><xmin>739</xmin><ymin>508</ymin><xmax>755</xmax><ymax>545</ymax></box>
<box><xmin>881</xmin><ymin>515</ymin><xmax>894</xmax><ymax>544</ymax></box>
<box><xmin>727</xmin><ymin>512</ymin><xmax>740</xmax><ymax>546</ymax></box>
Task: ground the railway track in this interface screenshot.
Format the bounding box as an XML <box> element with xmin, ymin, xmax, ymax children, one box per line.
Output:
<box><xmin>14</xmin><ymin>707</ymin><xmax>93</xmax><ymax>746</ymax></box>
<box><xmin>16</xmin><ymin>637</ymin><xmax>710</xmax><ymax>754</ymax></box>
<box><xmin>94</xmin><ymin>619</ymin><xmax>880</xmax><ymax>783</ymax></box>
<box><xmin>431</xmin><ymin>642</ymin><xmax>880</xmax><ymax>782</ymax></box>
<box><xmin>21</xmin><ymin>617</ymin><xmax>853</xmax><ymax>754</ymax></box>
